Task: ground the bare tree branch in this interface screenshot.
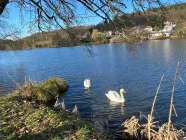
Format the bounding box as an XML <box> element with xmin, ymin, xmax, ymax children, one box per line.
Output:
<box><xmin>0</xmin><ymin>0</ymin><xmax>9</xmax><ymax>15</ymax></box>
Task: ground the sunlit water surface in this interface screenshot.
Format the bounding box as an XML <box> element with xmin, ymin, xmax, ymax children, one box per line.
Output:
<box><xmin>1</xmin><ymin>40</ymin><xmax>186</xmax><ymax>136</ymax></box>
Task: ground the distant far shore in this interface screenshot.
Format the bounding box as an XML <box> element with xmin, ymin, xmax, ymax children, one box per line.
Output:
<box><xmin>0</xmin><ymin>37</ymin><xmax>185</xmax><ymax>51</ymax></box>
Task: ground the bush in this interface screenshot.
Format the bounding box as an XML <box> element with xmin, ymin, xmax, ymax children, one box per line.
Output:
<box><xmin>99</xmin><ymin>36</ymin><xmax>109</xmax><ymax>44</ymax></box>
<box><xmin>37</xmin><ymin>78</ymin><xmax>68</xmax><ymax>103</ymax></box>
<box><xmin>18</xmin><ymin>77</ymin><xmax>68</xmax><ymax>104</ymax></box>
<box><xmin>91</xmin><ymin>29</ymin><xmax>99</xmax><ymax>42</ymax></box>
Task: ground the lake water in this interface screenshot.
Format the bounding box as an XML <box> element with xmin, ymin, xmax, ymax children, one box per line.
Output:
<box><xmin>1</xmin><ymin>40</ymin><xmax>186</xmax><ymax>136</ymax></box>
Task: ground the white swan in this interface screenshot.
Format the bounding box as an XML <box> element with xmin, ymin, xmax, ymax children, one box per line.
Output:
<box><xmin>105</xmin><ymin>88</ymin><xmax>126</xmax><ymax>103</ymax></box>
<box><xmin>84</xmin><ymin>78</ymin><xmax>91</xmax><ymax>88</ymax></box>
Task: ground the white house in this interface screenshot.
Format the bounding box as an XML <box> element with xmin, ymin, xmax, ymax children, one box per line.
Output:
<box><xmin>164</xmin><ymin>32</ymin><xmax>170</xmax><ymax>37</ymax></box>
<box><xmin>144</xmin><ymin>26</ymin><xmax>153</xmax><ymax>32</ymax></box>
<box><xmin>172</xmin><ymin>22</ymin><xmax>176</xmax><ymax>28</ymax></box>
<box><xmin>162</xmin><ymin>21</ymin><xmax>176</xmax><ymax>32</ymax></box>
<box><xmin>106</xmin><ymin>31</ymin><xmax>113</xmax><ymax>36</ymax></box>
<box><xmin>148</xmin><ymin>31</ymin><xmax>164</xmax><ymax>40</ymax></box>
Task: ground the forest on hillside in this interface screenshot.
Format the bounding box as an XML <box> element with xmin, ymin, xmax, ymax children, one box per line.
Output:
<box><xmin>95</xmin><ymin>3</ymin><xmax>186</xmax><ymax>31</ymax></box>
<box><xmin>0</xmin><ymin>26</ymin><xmax>93</xmax><ymax>50</ymax></box>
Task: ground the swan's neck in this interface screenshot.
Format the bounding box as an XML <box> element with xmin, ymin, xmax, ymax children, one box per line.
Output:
<box><xmin>120</xmin><ymin>91</ymin><xmax>124</xmax><ymax>102</ymax></box>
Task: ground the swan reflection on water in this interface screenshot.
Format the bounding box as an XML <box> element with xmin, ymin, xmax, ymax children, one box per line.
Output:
<box><xmin>84</xmin><ymin>87</ymin><xmax>92</xmax><ymax>95</ymax></box>
<box><xmin>108</xmin><ymin>101</ymin><xmax>125</xmax><ymax>115</ymax></box>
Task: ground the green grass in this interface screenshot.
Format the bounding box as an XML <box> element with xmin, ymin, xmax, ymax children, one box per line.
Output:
<box><xmin>18</xmin><ymin>77</ymin><xmax>68</xmax><ymax>104</ymax></box>
<box><xmin>0</xmin><ymin>94</ymin><xmax>112</xmax><ymax>140</ymax></box>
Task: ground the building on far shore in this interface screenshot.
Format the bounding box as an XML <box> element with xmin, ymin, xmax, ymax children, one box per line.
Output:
<box><xmin>144</xmin><ymin>26</ymin><xmax>153</xmax><ymax>32</ymax></box>
<box><xmin>162</xmin><ymin>21</ymin><xmax>176</xmax><ymax>32</ymax></box>
<box><xmin>106</xmin><ymin>31</ymin><xmax>113</xmax><ymax>37</ymax></box>
<box><xmin>148</xmin><ymin>31</ymin><xmax>164</xmax><ymax>40</ymax></box>
<box><xmin>148</xmin><ymin>21</ymin><xmax>177</xmax><ymax>40</ymax></box>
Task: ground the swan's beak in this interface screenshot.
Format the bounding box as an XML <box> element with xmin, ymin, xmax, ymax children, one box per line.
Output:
<box><xmin>123</xmin><ymin>90</ymin><xmax>126</xmax><ymax>94</ymax></box>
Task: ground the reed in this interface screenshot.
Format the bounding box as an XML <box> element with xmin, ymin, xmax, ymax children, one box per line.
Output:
<box><xmin>17</xmin><ymin>76</ymin><xmax>38</xmax><ymax>99</ymax></box>
<box><xmin>122</xmin><ymin>116</ymin><xmax>140</xmax><ymax>138</ymax></box>
<box><xmin>167</xmin><ymin>61</ymin><xmax>180</xmax><ymax>139</ymax></box>
<box><xmin>61</xmin><ymin>99</ymin><xmax>66</xmax><ymax>110</ymax></box>
<box><xmin>121</xmin><ymin>61</ymin><xmax>186</xmax><ymax>140</ymax></box>
<box><xmin>72</xmin><ymin>105</ymin><xmax>79</xmax><ymax>115</ymax></box>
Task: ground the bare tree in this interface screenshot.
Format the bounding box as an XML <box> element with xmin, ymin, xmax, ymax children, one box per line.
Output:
<box><xmin>0</xmin><ymin>0</ymin><xmax>173</xmax><ymax>52</ymax></box>
<box><xmin>0</xmin><ymin>0</ymin><xmax>167</xmax><ymax>32</ymax></box>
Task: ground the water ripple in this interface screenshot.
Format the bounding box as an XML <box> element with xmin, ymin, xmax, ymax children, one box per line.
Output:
<box><xmin>1</xmin><ymin>40</ymin><xmax>186</xmax><ymax>134</ymax></box>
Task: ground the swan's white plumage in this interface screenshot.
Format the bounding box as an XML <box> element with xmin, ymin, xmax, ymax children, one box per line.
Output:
<box><xmin>105</xmin><ymin>89</ymin><xmax>126</xmax><ymax>103</ymax></box>
<box><xmin>84</xmin><ymin>78</ymin><xmax>91</xmax><ymax>88</ymax></box>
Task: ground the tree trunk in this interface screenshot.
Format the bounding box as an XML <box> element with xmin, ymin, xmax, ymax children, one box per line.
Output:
<box><xmin>0</xmin><ymin>0</ymin><xmax>9</xmax><ymax>15</ymax></box>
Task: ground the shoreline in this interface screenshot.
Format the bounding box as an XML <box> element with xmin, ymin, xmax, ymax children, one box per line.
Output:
<box><xmin>0</xmin><ymin>93</ymin><xmax>112</xmax><ymax>139</ymax></box>
<box><xmin>0</xmin><ymin>77</ymin><xmax>112</xmax><ymax>139</ymax></box>
<box><xmin>1</xmin><ymin>38</ymin><xmax>185</xmax><ymax>51</ymax></box>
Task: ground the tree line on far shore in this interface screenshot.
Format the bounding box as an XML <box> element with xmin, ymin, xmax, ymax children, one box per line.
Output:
<box><xmin>1</xmin><ymin>3</ymin><xmax>186</xmax><ymax>50</ymax></box>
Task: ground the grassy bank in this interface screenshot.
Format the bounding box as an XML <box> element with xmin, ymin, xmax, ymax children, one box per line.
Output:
<box><xmin>18</xmin><ymin>77</ymin><xmax>68</xmax><ymax>105</ymax></box>
<box><xmin>0</xmin><ymin>77</ymin><xmax>112</xmax><ymax>139</ymax></box>
<box><xmin>0</xmin><ymin>94</ymin><xmax>111</xmax><ymax>140</ymax></box>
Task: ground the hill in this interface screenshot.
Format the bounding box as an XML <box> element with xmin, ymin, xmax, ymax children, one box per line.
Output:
<box><xmin>95</xmin><ymin>3</ymin><xmax>186</xmax><ymax>32</ymax></box>
<box><xmin>0</xmin><ymin>39</ymin><xmax>13</xmax><ymax>50</ymax></box>
<box><xmin>1</xmin><ymin>3</ymin><xmax>186</xmax><ymax>50</ymax></box>
<box><xmin>0</xmin><ymin>26</ymin><xmax>93</xmax><ymax>50</ymax></box>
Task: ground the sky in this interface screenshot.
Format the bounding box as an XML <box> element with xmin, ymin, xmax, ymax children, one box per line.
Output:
<box><xmin>2</xmin><ymin>0</ymin><xmax>135</xmax><ymax>38</ymax></box>
<box><xmin>1</xmin><ymin>0</ymin><xmax>186</xmax><ymax>38</ymax></box>
<box><xmin>7</xmin><ymin>1</ymin><xmax>133</xmax><ymax>26</ymax></box>
<box><xmin>3</xmin><ymin>4</ymin><xmax>104</xmax><ymax>38</ymax></box>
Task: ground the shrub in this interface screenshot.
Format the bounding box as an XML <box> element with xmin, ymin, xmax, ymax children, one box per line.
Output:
<box><xmin>99</xmin><ymin>36</ymin><xmax>109</xmax><ymax>44</ymax></box>
<box><xmin>91</xmin><ymin>29</ymin><xmax>99</xmax><ymax>42</ymax></box>
<box><xmin>37</xmin><ymin>78</ymin><xmax>68</xmax><ymax>103</ymax></box>
<box><xmin>18</xmin><ymin>77</ymin><xmax>68</xmax><ymax>104</ymax></box>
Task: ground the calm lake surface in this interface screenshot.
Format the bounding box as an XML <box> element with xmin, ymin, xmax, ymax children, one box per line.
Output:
<box><xmin>1</xmin><ymin>40</ymin><xmax>186</xmax><ymax>136</ymax></box>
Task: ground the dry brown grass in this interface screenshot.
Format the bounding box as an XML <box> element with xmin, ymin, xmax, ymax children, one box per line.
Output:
<box><xmin>18</xmin><ymin>77</ymin><xmax>38</xmax><ymax>99</ymax></box>
<box><xmin>153</xmin><ymin>123</ymin><xmax>185</xmax><ymax>140</ymax></box>
<box><xmin>72</xmin><ymin>105</ymin><xmax>79</xmax><ymax>115</ymax></box>
<box><xmin>122</xmin><ymin>116</ymin><xmax>140</xmax><ymax>138</ymax></box>
<box><xmin>121</xmin><ymin>61</ymin><xmax>186</xmax><ymax>140</ymax></box>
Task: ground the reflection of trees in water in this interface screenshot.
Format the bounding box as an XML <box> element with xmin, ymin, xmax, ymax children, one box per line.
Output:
<box><xmin>0</xmin><ymin>63</ymin><xmax>27</xmax><ymax>94</ymax></box>
<box><xmin>126</xmin><ymin>43</ymin><xmax>144</xmax><ymax>53</ymax></box>
<box><xmin>84</xmin><ymin>87</ymin><xmax>93</xmax><ymax>95</ymax></box>
<box><xmin>15</xmin><ymin>64</ymin><xmax>27</xmax><ymax>83</ymax></box>
<box><xmin>87</xmin><ymin>88</ymin><xmax>92</xmax><ymax>95</ymax></box>
<box><xmin>108</xmin><ymin>101</ymin><xmax>125</xmax><ymax>115</ymax></box>
<box><xmin>82</xmin><ymin>86</ymin><xmax>126</xmax><ymax>132</ymax></box>
<box><xmin>87</xmin><ymin>99</ymin><xmax>126</xmax><ymax>132</ymax></box>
